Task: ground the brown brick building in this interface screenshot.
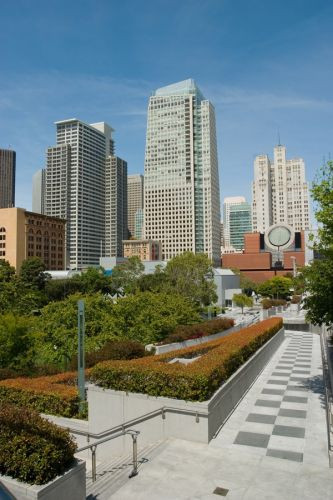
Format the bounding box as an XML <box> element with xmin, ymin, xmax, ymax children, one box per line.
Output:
<box><xmin>123</xmin><ymin>239</ymin><xmax>162</xmax><ymax>261</ymax></box>
<box><xmin>222</xmin><ymin>225</ymin><xmax>306</xmax><ymax>283</ymax></box>
<box><xmin>0</xmin><ymin>208</ymin><xmax>66</xmax><ymax>271</ymax></box>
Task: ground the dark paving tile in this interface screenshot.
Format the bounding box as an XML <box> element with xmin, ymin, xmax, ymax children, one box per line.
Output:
<box><xmin>278</xmin><ymin>362</ymin><xmax>294</xmax><ymax>365</ymax></box>
<box><xmin>272</xmin><ymin>425</ymin><xmax>305</xmax><ymax>438</ymax></box>
<box><xmin>246</xmin><ymin>413</ymin><xmax>277</xmax><ymax>424</ymax></box>
<box><xmin>266</xmin><ymin>448</ymin><xmax>303</xmax><ymax>462</ymax></box>
<box><xmin>262</xmin><ymin>388</ymin><xmax>285</xmax><ymax>396</ymax></box>
<box><xmin>272</xmin><ymin>372</ymin><xmax>290</xmax><ymax>377</ymax></box>
<box><xmin>255</xmin><ymin>399</ymin><xmax>281</xmax><ymax>408</ymax></box>
<box><xmin>290</xmin><ymin>377</ymin><xmax>309</xmax><ymax>382</ymax></box>
<box><xmin>283</xmin><ymin>395</ymin><xmax>308</xmax><ymax>404</ymax></box>
<box><xmin>287</xmin><ymin>385</ymin><xmax>308</xmax><ymax>392</ymax></box>
<box><xmin>293</xmin><ymin>370</ymin><xmax>311</xmax><ymax>374</ymax></box>
<box><xmin>267</xmin><ymin>380</ymin><xmax>288</xmax><ymax>385</ymax></box>
<box><xmin>234</xmin><ymin>431</ymin><xmax>270</xmax><ymax>448</ymax></box>
<box><xmin>294</xmin><ymin>364</ymin><xmax>311</xmax><ymax>368</ymax></box>
<box><xmin>281</xmin><ymin>356</ymin><xmax>296</xmax><ymax>359</ymax></box>
<box><xmin>278</xmin><ymin>408</ymin><xmax>307</xmax><ymax>419</ymax></box>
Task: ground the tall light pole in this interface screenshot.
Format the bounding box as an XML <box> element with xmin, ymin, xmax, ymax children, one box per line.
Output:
<box><xmin>290</xmin><ymin>256</ymin><xmax>297</xmax><ymax>278</ymax></box>
<box><xmin>77</xmin><ymin>299</ymin><xmax>86</xmax><ymax>412</ymax></box>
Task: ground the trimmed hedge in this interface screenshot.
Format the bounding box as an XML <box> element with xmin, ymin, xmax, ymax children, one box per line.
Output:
<box><xmin>261</xmin><ymin>298</ymin><xmax>287</xmax><ymax>309</ymax></box>
<box><xmin>91</xmin><ymin>317</ymin><xmax>283</xmax><ymax>401</ymax></box>
<box><xmin>0</xmin><ymin>372</ymin><xmax>83</xmax><ymax>418</ymax></box>
<box><xmin>161</xmin><ymin>317</ymin><xmax>234</xmax><ymax>344</ymax></box>
<box><xmin>69</xmin><ymin>339</ymin><xmax>147</xmax><ymax>370</ymax></box>
<box><xmin>0</xmin><ymin>404</ymin><xmax>76</xmax><ymax>485</ymax></box>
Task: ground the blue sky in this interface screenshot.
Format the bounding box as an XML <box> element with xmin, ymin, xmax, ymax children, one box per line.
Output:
<box><xmin>1</xmin><ymin>0</ymin><xmax>332</xmax><ymax>213</ymax></box>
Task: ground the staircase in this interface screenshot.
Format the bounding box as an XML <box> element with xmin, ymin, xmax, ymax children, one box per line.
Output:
<box><xmin>85</xmin><ymin>440</ymin><xmax>165</xmax><ymax>499</ymax></box>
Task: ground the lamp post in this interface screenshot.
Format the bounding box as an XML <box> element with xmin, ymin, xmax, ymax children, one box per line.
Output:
<box><xmin>77</xmin><ymin>299</ymin><xmax>85</xmax><ymax>413</ymax></box>
<box><xmin>290</xmin><ymin>256</ymin><xmax>297</xmax><ymax>278</ymax></box>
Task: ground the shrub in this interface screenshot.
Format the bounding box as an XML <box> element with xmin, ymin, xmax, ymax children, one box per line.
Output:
<box><xmin>0</xmin><ymin>371</ymin><xmax>84</xmax><ymax>418</ymax></box>
<box><xmin>69</xmin><ymin>340</ymin><xmax>146</xmax><ymax>370</ymax></box>
<box><xmin>162</xmin><ymin>317</ymin><xmax>234</xmax><ymax>344</ymax></box>
<box><xmin>91</xmin><ymin>317</ymin><xmax>283</xmax><ymax>402</ymax></box>
<box><xmin>0</xmin><ymin>404</ymin><xmax>76</xmax><ymax>485</ymax></box>
<box><xmin>291</xmin><ymin>295</ymin><xmax>301</xmax><ymax>304</ymax></box>
<box><xmin>261</xmin><ymin>298</ymin><xmax>287</xmax><ymax>309</ymax></box>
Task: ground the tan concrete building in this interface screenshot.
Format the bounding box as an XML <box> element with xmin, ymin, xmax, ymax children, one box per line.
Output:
<box><xmin>127</xmin><ymin>174</ymin><xmax>143</xmax><ymax>238</ymax></box>
<box><xmin>123</xmin><ymin>239</ymin><xmax>162</xmax><ymax>261</ymax></box>
<box><xmin>0</xmin><ymin>208</ymin><xmax>66</xmax><ymax>271</ymax></box>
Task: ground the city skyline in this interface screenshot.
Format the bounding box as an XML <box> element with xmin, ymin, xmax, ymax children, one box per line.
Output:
<box><xmin>0</xmin><ymin>1</ymin><xmax>332</xmax><ymax>213</ymax></box>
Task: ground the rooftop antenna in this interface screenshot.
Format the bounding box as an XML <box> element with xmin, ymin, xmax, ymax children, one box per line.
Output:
<box><xmin>277</xmin><ymin>130</ymin><xmax>281</xmax><ymax>146</ymax></box>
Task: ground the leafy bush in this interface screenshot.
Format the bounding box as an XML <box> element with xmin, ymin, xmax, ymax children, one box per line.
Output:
<box><xmin>69</xmin><ymin>340</ymin><xmax>146</xmax><ymax>369</ymax></box>
<box><xmin>261</xmin><ymin>298</ymin><xmax>287</xmax><ymax>309</ymax></box>
<box><xmin>0</xmin><ymin>404</ymin><xmax>76</xmax><ymax>485</ymax></box>
<box><xmin>91</xmin><ymin>317</ymin><xmax>283</xmax><ymax>402</ymax></box>
<box><xmin>0</xmin><ymin>372</ymin><xmax>83</xmax><ymax>418</ymax></box>
<box><xmin>291</xmin><ymin>295</ymin><xmax>301</xmax><ymax>304</ymax></box>
<box><xmin>162</xmin><ymin>317</ymin><xmax>234</xmax><ymax>344</ymax></box>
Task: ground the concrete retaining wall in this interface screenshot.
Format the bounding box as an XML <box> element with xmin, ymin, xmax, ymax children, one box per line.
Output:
<box><xmin>0</xmin><ymin>460</ymin><xmax>86</xmax><ymax>500</ymax></box>
<box><xmin>86</xmin><ymin>327</ymin><xmax>285</xmax><ymax>459</ymax></box>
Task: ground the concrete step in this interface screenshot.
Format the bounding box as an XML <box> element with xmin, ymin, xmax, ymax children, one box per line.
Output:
<box><xmin>85</xmin><ymin>440</ymin><xmax>166</xmax><ymax>499</ymax></box>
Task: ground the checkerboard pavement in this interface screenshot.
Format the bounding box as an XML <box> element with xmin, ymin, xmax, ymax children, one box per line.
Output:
<box><xmin>210</xmin><ymin>329</ymin><xmax>329</xmax><ymax>466</ymax></box>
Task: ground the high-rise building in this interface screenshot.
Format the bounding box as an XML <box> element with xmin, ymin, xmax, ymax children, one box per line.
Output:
<box><xmin>32</xmin><ymin>169</ymin><xmax>45</xmax><ymax>214</ymax></box>
<box><xmin>0</xmin><ymin>148</ymin><xmax>16</xmax><ymax>208</ymax></box>
<box><xmin>229</xmin><ymin>202</ymin><xmax>252</xmax><ymax>250</ymax></box>
<box><xmin>144</xmin><ymin>79</ymin><xmax>221</xmax><ymax>264</ymax></box>
<box><xmin>252</xmin><ymin>145</ymin><xmax>310</xmax><ymax>233</ymax></box>
<box><xmin>127</xmin><ymin>174</ymin><xmax>143</xmax><ymax>238</ymax></box>
<box><xmin>105</xmin><ymin>156</ymin><xmax>128</xmax><ymax>257</ymax></box>
<box><xmin>223</xmin><ymin>196</ymin><xmax>246</xmax><ymax>248</ymax></box>
<box><xmin>134</xmin><ymin>208</ymin><xmax>144</xmax><ymax>239</ymax></box>
<box><xmin>44</xmin><ymin>118</ymin><xmax>127</xmax><ymax>269</ymax></box>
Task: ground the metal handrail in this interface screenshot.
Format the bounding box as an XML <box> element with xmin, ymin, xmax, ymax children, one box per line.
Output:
<box><xmin>319</xmin><ymin>325</ymin><xmax>333</xmax><ymax>461</ymax></box>
<box><xmin>72</xmin><ymin>405</ymin><xmax>208</xmax><ymax>483</ymax></box>
<box><xmin>77</xmin><ymin>429</ymin><xmax>139</xmax><ymax>482</ymax></box>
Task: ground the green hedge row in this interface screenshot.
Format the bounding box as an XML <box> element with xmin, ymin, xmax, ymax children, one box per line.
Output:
<box><xmin>91</xmin><ymin>317</ymin><xmax>283</xmax><ymax>401</ymax></box>
<box><xmin>161</xmin><ymin>317</ymin><xmax>234</xmax><ymax>344</ymax></box>
<box><xmin>0</xmin><ymin>404</ymin><xmax>76</xmax><ymax>485</ymax></box>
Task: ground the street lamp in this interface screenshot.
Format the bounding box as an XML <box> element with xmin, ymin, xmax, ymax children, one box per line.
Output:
<box><xmin>290</xmin><ymin>256</ymin><xmax>297</xmax><ymax>278</ymax></box>
<box><xmin>77</xmin><ymin>300</ymin><xmax>86</xmax><ymax>413</ymax></box>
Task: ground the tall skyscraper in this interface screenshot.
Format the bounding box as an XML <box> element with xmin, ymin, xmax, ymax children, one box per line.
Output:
<box><xmin>127</xmin><ymin>174</ymin><xmax>143</xmax><ymax>237</ymax></box>
<box><xmin>229</xmin><ymin>202</ymin><xmax>252</xmax><ymax>250</ymax></box>
<box><xmin>0</xmin><ymin>148</ymin><xmax>16</xmax><ymax>208</ymax></box>
<box><xmin>32</xmin><ymin>169</ymin><xmax>45</xmax><ymax>214</ymax></box>
<box><xmin>44</xmin><ymin>118</ymin><xmax>127</xmax><ymax>269</ymax></box>
<box><xmin>223</xmin><ymin>196</ymin><xmax>246</xmax><ymax>248</ymax></box>
<box><xmin>144</xmin><ymin>79</ymin><xmax>221</xmax><ymax>264</ymax></box>
<box><xmin>105</xmin><ymin>156</ymin><xmax>128</xmax><ymax>257</ymax></box>
<box><xmin>252</xmin><ymin>145</ymin><xmax>310</xmax><ymax>233</ymax></box>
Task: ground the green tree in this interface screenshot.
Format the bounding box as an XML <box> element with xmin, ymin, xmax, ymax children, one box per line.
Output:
<box><xmin>35</xmin><ymin>293</ymin><xmax>115</xmax><ymax>367</ymax></box>
<box><xmin>110</xmin><ymin>291</ymin><xmax>201</xmax><ymax>345</ymax></box>
<box><xmin>0</xmin><ymin>314</ymin><xmax>37</xmax><ymax>370</ymax></box>
<box><xmin>0</xmin><ymin>260</ymin><xmax>15</xmax><ymax>282</ymax></box>
<box><xmin>232</xmin><ymin>293</ymin><xmax>253</xmax><ymax>313</ymax></box>
<box><xmin>257</xmin><ymin>276</ymin><xmax>292</xmax><ymax>300</ymax></box>
<box><xmin>300</xmin><ymin>161</ymin><xmax>333</xmax><ymax>325</ymax></box>
<box><xmin>19</xmin><ymin>257</ymin><xmax>50</xmax><ymax>290</ymax></box>
<box><xmin>110</xmin><ymin>257</ymin><xmax>144</xmax><ymax>295</ymax></box>
<box><xmin>164</xmin><ymin>252</ymin><xmax>217</xmax><ymax>308</ymax></box>
<box><xmin>71</xmin><ymin>267</ymin><xmax>112</xmax><ymax>294</ymax></box>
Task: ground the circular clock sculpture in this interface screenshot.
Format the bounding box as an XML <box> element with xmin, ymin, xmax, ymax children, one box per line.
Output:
<box><xmin>264</xmin><ymin>223</ymin><xmax>294</xmax><ymax>251</ymax></box>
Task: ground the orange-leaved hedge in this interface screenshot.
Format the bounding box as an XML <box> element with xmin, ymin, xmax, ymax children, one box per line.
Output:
<box><xmin>91</xmin><ymin>317</ymin><xmax>283</xmax><ymax>401</ymax></box>
<box><xmin>0</xmin><ymin>371</ymin><xmax>90</xmax><ymax>418</ymax></box>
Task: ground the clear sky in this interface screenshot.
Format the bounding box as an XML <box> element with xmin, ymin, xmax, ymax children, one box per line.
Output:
<box><xmin>0</xmin><ymin>0</ymin><xmax>332</xmax><ymax>212</ymax></box>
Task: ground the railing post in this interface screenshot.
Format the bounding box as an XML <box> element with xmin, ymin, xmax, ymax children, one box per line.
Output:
<box><xmin>91</xmin><ymin>445</ymin><xmax>97</xmax><ymax>483</ymax></box>
<box><xmin>129</xmin><ymin>433</ymin><xmax>138</xmax><ymax>478</ymax></box>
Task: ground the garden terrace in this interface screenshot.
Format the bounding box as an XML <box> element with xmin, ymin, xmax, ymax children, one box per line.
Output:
<box><xmin>91</xmin><ymin>317</ymin><xmax>283</xmax><ymax>401</ymax></box>
<box><xmin>0</xmin><ymin>371</ymin><xmax>86</xmax><ymax>418</ymax></box>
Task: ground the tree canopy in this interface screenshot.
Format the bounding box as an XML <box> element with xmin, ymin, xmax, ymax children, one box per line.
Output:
<box><xmin>257</xmin><ymin>276</ymin><xmax>292</xmax><ymax>300</ymax></box>
<box><xmin>301</xmin><ymin>160</ymin><xmax>333</xmax><ymax>325</ymax></box>
<box><xmin>232</xmin><ymin>293</ymin><xmax>253</xmax><ymax>313</ymax></box>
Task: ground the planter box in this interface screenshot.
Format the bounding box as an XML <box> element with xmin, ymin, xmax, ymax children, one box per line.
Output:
<box><xmin>0</xmin><ymin>460</ymin><xmax>86</xmax><ymax>500</ymax></box>
<box><xmin>88</xmin><ymin>327</ymin><xmax>285</xmax><ymax>459</ymax></box>
<box><xmin>147</xmin><ymin>318</ymin><xmax>258</xmax><ymax>355</ymax></box>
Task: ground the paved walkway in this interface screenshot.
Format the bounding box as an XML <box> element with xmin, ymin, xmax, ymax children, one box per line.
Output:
<box><xmin>110</xmin><ymin>330</ymin><xmax>333</xmax><ymax>499</ymax></box>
